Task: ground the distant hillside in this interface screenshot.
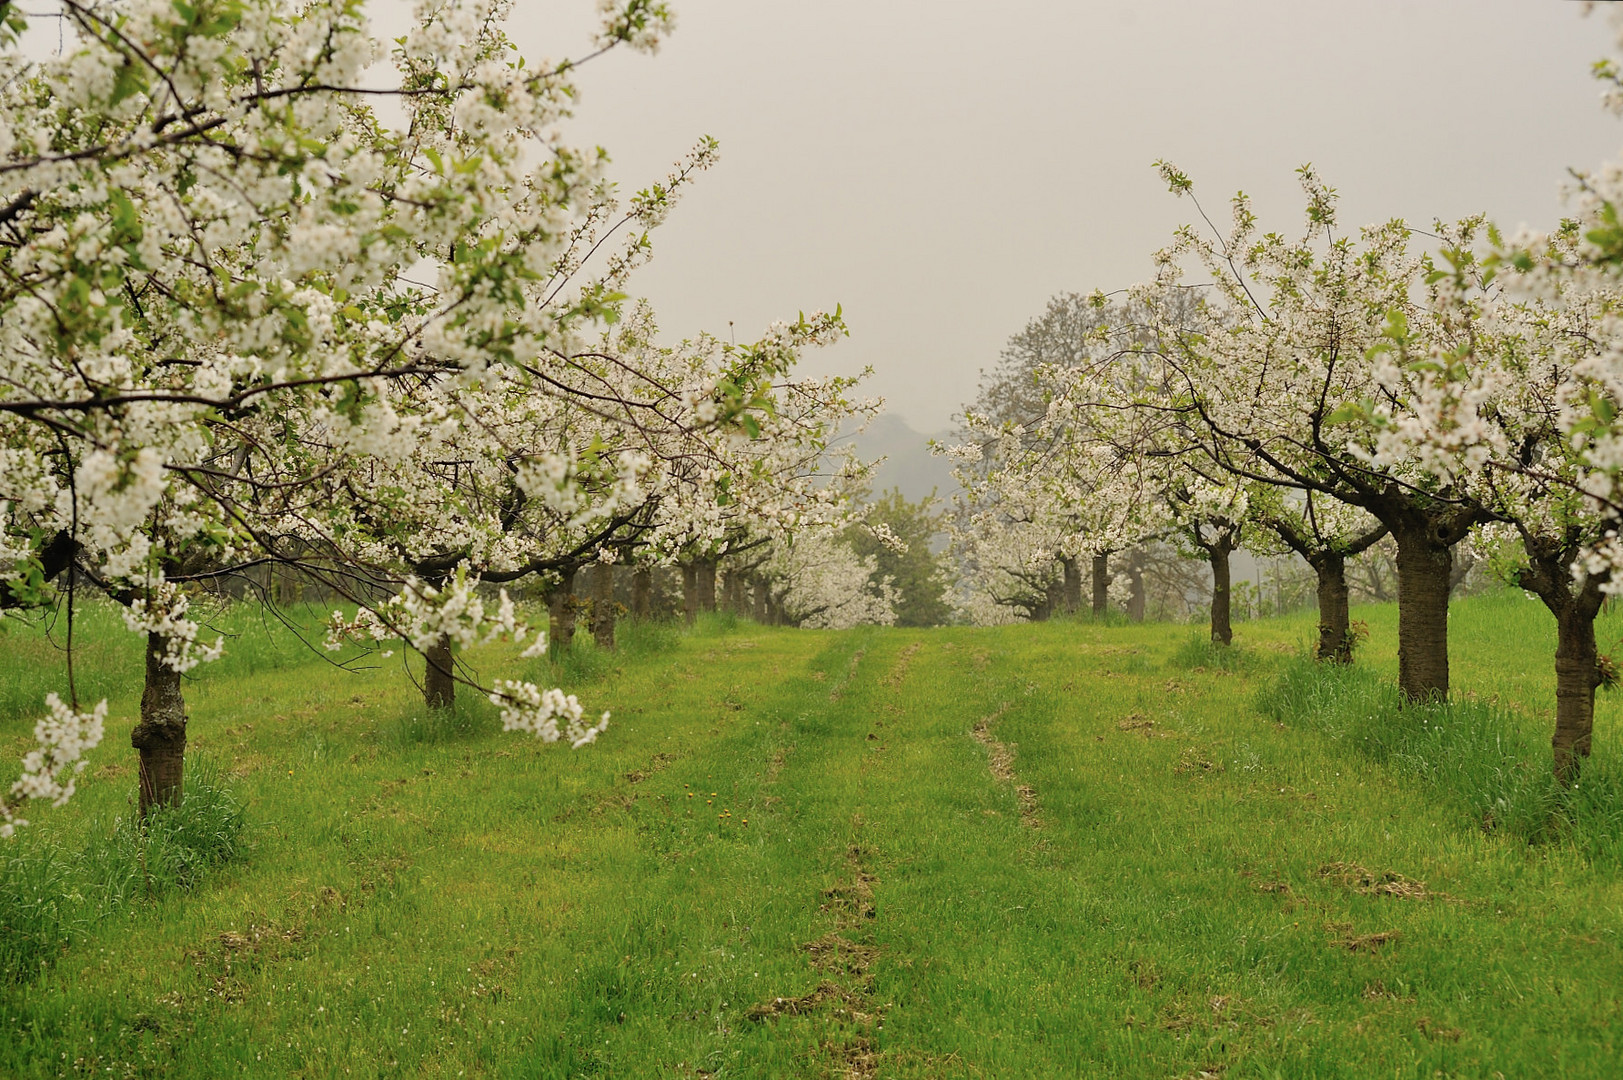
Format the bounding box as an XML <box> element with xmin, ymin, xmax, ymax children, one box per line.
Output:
<box><xmin>847</xmin><ymin>412</ymin><xmax>959</xmax><ymax>504</ymax></box>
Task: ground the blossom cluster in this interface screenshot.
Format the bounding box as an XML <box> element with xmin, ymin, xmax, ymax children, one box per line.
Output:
<box><xmin>0</xmin><ymin>696</ymin><xmax>107</xmax><ymax>839</ymax></box>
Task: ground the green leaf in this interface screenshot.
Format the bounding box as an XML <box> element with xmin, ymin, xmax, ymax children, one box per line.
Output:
<box><xmin>1323</xmin><ymin>402</ymin><xmax>1362</xmax><ymax>426</ymax></box>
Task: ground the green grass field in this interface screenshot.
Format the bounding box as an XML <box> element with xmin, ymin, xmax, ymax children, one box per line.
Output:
<box><xmin>2</xmin><ymin>591</ymin><xmax>1622</xmax><ymax>1078</ymax></box>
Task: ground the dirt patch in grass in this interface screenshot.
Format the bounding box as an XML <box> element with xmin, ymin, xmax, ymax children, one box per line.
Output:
<box><xmin>971</xmin><ymin>703</ymin><xmax>1041</xmax><ymax>828</ymax></box>
<box><xmin>830</xmin><ymin>649</ymin><xmax>867</xmax><ymax>702</ymax></box>
<box><xmin>748</xmin><ymin>819</ymin><xmax>889</xmax><ymax>1075</ymax></box>
<box><xmin>1362</xmin><ymin>980</ymin><xmax>1415</xmax><ymax>1002</ymax></box>
<box><xmin>803</xmin><ymin>932</ymin><xmax>879</xmax><ymax>976</ymax></box>
<box><xmin>764</xmin><ymin>744</ymin><xmax>795</xmax><ymax>785</ymax></box>
<box><xmin>746</xmin><ymin>980</ymin><xmax>866</xmax><ymax>1021</ymax></box>
<box><xmin>1318</xmin><ymin>862</ymin><xmax>1436</xmax><ymax>900</ymax></box>
<box><xmin>1117</xmin><ymin>713</ymin><xmax>1168</xmax><ymax>738</ymax></box>
<box><xmin>187</xmin><ymin>922</ymin><xmax>306</xmax><ymax>1004</ymax></box>
<box><xmin>885</xmin><ymin>642</ymin><xmax>922</xmax><ymax>688</ymax></box>
<box><xmin>551</xmin><ymin>789</ymin><xmax>634</xmax><ymax>823</ymax></box>
<box><xmin>624</xmin><ymin>752</ymin><xmax>677</xmax><ymax>784</ymax></box>
<box><xmin>1416</xmin><ymin>1015</ymin><xmax>1464</xmax><ymax>1041</ymax></box>
<box><xmin>1326</xmin><ymin>922</ymin><xmax>1401</xmax><ymax>952</ymax></box>
<box><xmin>1175</xmin><ymin>747</ymin><xmax>1223</xmax><ymax>777</ymax></box>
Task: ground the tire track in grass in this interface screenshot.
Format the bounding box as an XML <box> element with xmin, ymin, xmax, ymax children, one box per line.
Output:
<box><xmin>970</xmin><ymin>701</ymin><xmax>1042</xmax><ymax>829</ymax></box>
<box><xmin>745</xmin><ymin>636</ymin><xmax>938</xmax><ymax>1078</ymax></box>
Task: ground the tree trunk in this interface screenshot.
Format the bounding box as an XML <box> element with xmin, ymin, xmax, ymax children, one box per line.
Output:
<box><xmin>1392</xmin><ymin>523</ymin><xmax>1452</xmax><ymax>702</ymax></box>
<box><xmin>1091</xmin><ymin>553</ymin><xmax>1110</xmax><ymax>618</ymax></box>
<box><xmin>753</xmin><ymin>577</ymin><xmax>769</xmax><ymax>623</ymax></box>
<box><xmin>682</xmin><ymin>563</ymin><xmax>698</xmax><ymax>626</ymax></box>
<box><xmin>1313</xmin><ymin>553</ymin><xmax>1353</xmax><ymax>664</ymax></box>
<box><xmin>1061</xmin><ymin>557</ymin><xmax>1082</xmax><ymax>615</ymax></box>
<box><xmin>632</xmin><ymin>568</ymin><xmax>652</xmax><ymax>619</ymax></box>
<box><xmin>1042</xmin><ymin>578</ymin><xmax>1064</xmax><ymax>621</ymax></box>
<box><xmin>1208</xmin><ymin>540</ymin><xmax>1234</xmax><ymax>646</ymax></box>
<box><xmin>424</xmin><ymin>631</ymin><xmax>455</xmax><ymax>710</ymax></box>
<box><xmin>1553</xmin><ymin>600</ymin><xmax>1602</xmax><ymax>786</ymax></box>
<box><xmin>592</xmin><ymin>564</ymin><xmax>616</xmax><ymax>651</ymax></box>
<box><xmin>549</xmin><ymin>567</ymin><xmax>578</xmax><ymax>658</ymax></box>
<box><xmin>1126</xmin><ymin>557</ymin><xmax>1146</xmax><ymax>623</ymax></box>
<box><xmin>1449</xmin><ymin>549</ymin><xmax>1477</xmax><ymax>597</ymax></box>
<box><xmin>725</xmin><ymin>569</ymin><xmax>746</xmax><ymax>614</ymax></box>
<box><xmin>1519</xmin><ymin>555</ymin><xmax>1607</xmax><ymax>786</ymax></box>
<box><xmin>131</xmin><ymin>632</ymin><xmax>186</xmax><ymax>818</ymax></box>
<box><xmin>698</xmin><ymin>558</ymin><xmax>718</xmax><ymax>613</ymax></box>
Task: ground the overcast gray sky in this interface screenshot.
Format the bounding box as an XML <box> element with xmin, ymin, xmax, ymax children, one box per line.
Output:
<box><xmin>507</xmin><ymin>2</ymin><xmax>1622</xmax><ymax>432</ymax></box>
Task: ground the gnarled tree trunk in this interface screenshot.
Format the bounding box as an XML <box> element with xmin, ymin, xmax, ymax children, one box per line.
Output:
<box><xmin>424</xmin><ymin>631</ymin><xmax>455</xmax><ymax>710</ymax></box>
<box><xmin>592</xmin><ymin>564</ymin><xmax>616</xmax><ymax>651</ymax></box>
<box><xmin>1313</xmin><ymin>553</ymin><xmax>1353</xmax><ymax>664</ymax></box>
<box><xmin>1061</xmin><ymin>557</ymin><xmax>1082</xmax><ymax>616</ymax></box>
<box><xmin>1091</xmin><ymin>552</ymin><xmax>1110</xmax><ymax>617</ymax></box>
<box><xmin>132</xmin><ymin>632</ymin><xmax>186</xmax><ymax>818</ymax></box>
<box><xmin>1392</xmin><ymin>522</ymin><xmax>1453</xmax><ymax>702</ymax></box>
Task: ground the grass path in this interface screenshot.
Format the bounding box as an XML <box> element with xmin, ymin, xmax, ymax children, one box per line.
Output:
<box><xmin>3</xmin><ymin>600</ymin><xmax>1623</xmax><ymax>1076</ymax></box>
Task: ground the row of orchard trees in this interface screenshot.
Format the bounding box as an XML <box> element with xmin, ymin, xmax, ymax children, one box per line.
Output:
<box><xmin>0</xmin><ymin>0</ymin><xmax>886</xmax><ymax>835</ymax></box>
<box><xmin>950</xmin><ymin>15</ymin><xmax>1623</xmax><ymax>786</ymax></box>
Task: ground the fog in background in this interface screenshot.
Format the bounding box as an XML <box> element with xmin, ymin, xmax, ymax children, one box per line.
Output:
<box><xmin>509</xmin><ymin>1</ymin><xmax>1620</xmax><ymax>440</ymax></box>
<box><xmin>19</xmin><ymin>2</ymin><xmax>1614</xmax><ymax>448</ymax></box>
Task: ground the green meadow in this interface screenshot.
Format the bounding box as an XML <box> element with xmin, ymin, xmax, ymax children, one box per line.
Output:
<box><xmin>3</xmin><ymin>591</ymin><xmax>1623</xmax><ymax>1078</ymax></box>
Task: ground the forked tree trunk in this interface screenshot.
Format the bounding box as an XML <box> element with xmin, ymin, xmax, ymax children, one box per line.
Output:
<box><xmin>1061</xmin><ymin>557</ymin><xmax>1082</xmax><ymax>615</ymax></box>
<box><xmin>1392</xmin><ymin>523</ymin><xmax>1453</xmax><ymax>702</ymax></box>
<box><xmin>1091</xmin><ymin>553</ymin><xmax>1110</xmax><ymax>617</ymax></box>
<box><xmin>423</xmin><ymin>631</ymin><xmax>455</xmax><ymax>710</ymax></box>
<box><xmin>549</xmin><ymin>567</ymin><xmax>578</xmax><ymax>657</ymax></box>
<box><xmin>682</xmin><ymin>564</ymin><xmax>699</xmax><ymax>625</ymax></box>
<box><xmin>1208</xmin><ymin>538</ymin><xmax>1234</xmax><ymax>646</ymax></box>
<box><xmin>697</xmin><ymin>558</ymin><xmax>718</xmax><ymax>613</ymax></box>
<box><xmin>132</xmin><ymin>631</ymin><xmax>186</xmax><ymax>818</ymax></box>
<box><xmin>632</xmin><ymin>568</ymin><xmax>652</xmax><ymax>619</ymax></box>
<box><xmin>1313</xmin><ymin>553</ymin><xmax>1353</xmax><ymax>664</ymax></box>
<box><xmin>592</xmin><ymin>565</ymin><xmax>616</xmax><ymax>651</ymax></box>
